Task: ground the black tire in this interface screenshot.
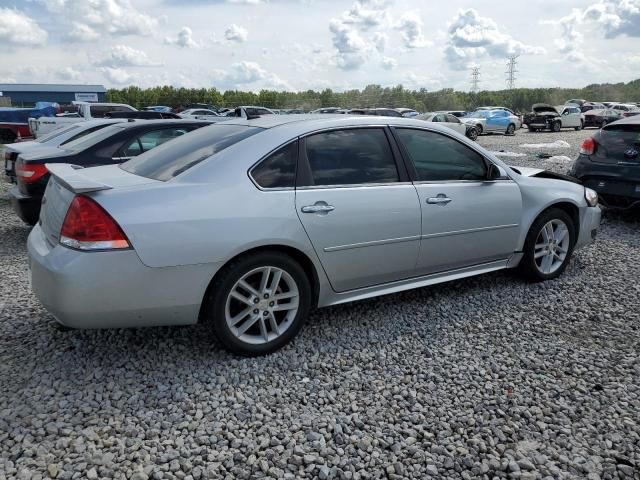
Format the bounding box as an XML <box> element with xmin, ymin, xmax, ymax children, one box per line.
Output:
<box><xmin>475</xmin><ymin>124</ymin><xmax>483</xmax><ymax>135</ymax></box>
<box><xmin>506</xmin><ymin>123</ymin><xmax>516</xmax><ymax>135</ymax></box>
<box><xmin>575</xmin><ymin>121</ymin><xmax>583</xmax><ymax>131</ymax></box>
<box><xmin>518</xmin><ymin>208</ymin><xmax>576</xmax><ymax>282</ymax></box>
<box><xmin>204</xmin><ymin>251</ymin><xmax>312</xmax><ymax>356</ymax></box>
<box><xmin>466</xmin><ymin>127</ymin><xmax>478</xmax><ymax>141</ymax></box>
<box><xmin>551</xmin><ymin>121</ymin><xmax>561</xmax><ymax>133</ymax></box>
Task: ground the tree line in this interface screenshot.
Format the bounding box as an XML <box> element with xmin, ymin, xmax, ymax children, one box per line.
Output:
<box><xmin>106</xmin><ymin>79</ymin><xmax>640</xmax><ymax>114</ymax></box>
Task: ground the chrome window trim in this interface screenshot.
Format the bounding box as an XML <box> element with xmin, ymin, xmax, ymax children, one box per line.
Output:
<box><xmin>296</xmin><ymin>181</ymin><xmax>414</xmax><ymax>191</ymax></box>
<box><xmin>248</xmin><ymin>139</ymin><xmax>299</xmax><ymax>191</ymax></box>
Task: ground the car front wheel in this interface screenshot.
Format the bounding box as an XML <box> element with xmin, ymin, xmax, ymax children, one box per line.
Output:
<box><xmin>206</xmin><ymin>251</ymin><xmax>311</xmax><ymax>356</ymax></box>
<box><xmin>466</xmin><ymin>127</ymin><xmax>478</xmax><ymax>141</ymax></box>
<box><xmin>519</xmin><ymin>208</ymin><xmax>575</xmax><ymax>282</ymax></box>
<box><xmin>551</xmin><ymin>121</ymin><xmax>561</xmax><ymax>132</ymax></box>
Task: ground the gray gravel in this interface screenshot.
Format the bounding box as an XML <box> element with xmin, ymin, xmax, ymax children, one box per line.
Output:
<box><xmin>1</xmin><ymin>129</ymin><xmax>639</xmax><ymax>480</ymax></box>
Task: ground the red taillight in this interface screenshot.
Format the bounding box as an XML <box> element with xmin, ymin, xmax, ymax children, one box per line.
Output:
<box><xmin>580</xmin><ymin>137</ymin><xmax>596</xmax><ymax>155</ymax></box>
<box><xmin>60</xmin><ymin>196</ymin><xmax>130</xmax><ymax>251</ymax></box>
<box><xmin>16</xmin><ymin>162</ymin><xmax>48</xmax><ymax>184</ymax></box>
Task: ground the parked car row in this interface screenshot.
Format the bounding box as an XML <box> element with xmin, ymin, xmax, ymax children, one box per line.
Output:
<box><xmin>565</xmin><ymin>99</ymin><xmax>640</xmax><ymax>116</ymax></box>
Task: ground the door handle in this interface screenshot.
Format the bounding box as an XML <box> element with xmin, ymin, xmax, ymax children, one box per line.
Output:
<box><xmin>301</xmin><ymin>202</ymin><xmax>335</xmax><ymax>214</ymax></box>
<box><xmin>426</xmin><ymin>195</ymin><xmax>452</xmax><ymax>205</ymax></box>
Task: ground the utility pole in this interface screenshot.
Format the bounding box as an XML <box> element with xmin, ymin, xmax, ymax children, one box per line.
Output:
<box><xmin>470</xmin><ymin>67</ymin><xmax>480</xmax><ymax>93</ymax></box>
<box><xmin>505</xmin><ymin>55</ymin><xmax>519</xmax><ymax>89</ymax></box>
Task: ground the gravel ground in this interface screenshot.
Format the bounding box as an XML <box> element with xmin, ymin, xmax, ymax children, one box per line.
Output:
<box><xmin>1</xmin><ymin>129</ymin><xmax>639</xmax><ymax>480</ymax></box>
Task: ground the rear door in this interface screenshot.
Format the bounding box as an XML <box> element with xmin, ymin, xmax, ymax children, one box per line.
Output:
<box><xmin>486</xmin><ymin>110</ymin><xmax>509</xmax><ymax>132</ymax></box>
<box><xmin>295</xmin><ymin>127</ymin><xmax>421</xmax><ymax>292</ymax></box>
<box><xmin>392</xmin><ymin>127</ymin><xmax>522</xmax><ymax>274</ymax></box>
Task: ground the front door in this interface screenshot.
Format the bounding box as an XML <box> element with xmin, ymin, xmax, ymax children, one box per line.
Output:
<box><xmin>295</xmin><ymin>128</ymin><xmax>421</xmax><ymax>292</ymax></box>
<box><xmin>392</xmin><ymin>127</ymin><xmax>522</xmax><ymax>274</ymax></box>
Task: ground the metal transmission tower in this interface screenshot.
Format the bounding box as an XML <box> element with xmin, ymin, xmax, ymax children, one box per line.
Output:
<box><xmin>470</xmin><ymin>67</ymin><xmax>480</xmax><ymax>92</ymax></box>
<box><xmin>505</xmin><ymin>55</ymin><xmax>519</xmax><ymax>89</ymax></box>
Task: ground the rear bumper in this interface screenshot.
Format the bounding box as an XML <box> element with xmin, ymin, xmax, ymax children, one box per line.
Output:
<box><xmin>9</xmin><ymin>186</ymin><xmax>41</xmax><ymax>225</ymax></box>
<box><xmin>27</xmin><ymin>225</ymin><xmax>223</xmax><ymax>329</ymax></box>
<box><xmin>571</xmin><ymin>155</ymin><xmax>640</xmax><ymax>208</ymax></box>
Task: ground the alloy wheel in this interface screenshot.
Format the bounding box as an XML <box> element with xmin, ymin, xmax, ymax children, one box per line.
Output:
<box><xmin>225</xmin><ymin>266</ymin><xmax>299</xmax><ymax>345</ymax></box>
<box><xmin>534</xmin><ymin>220</ymin><xmax>571</xmax><ymax>275</ymax></box>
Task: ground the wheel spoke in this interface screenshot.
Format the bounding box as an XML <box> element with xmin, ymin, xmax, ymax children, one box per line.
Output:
<box><xmin>230</xmin><ymin>290</ymin><xmax>253</xmax><ymax>306</ymax></box>
<box><xmin>534</xmin><ymin>249</ymin><xmax>547</xmax><ymax>259</ymax></box>
<box><xmin>236</xmin><ymin>314</ymin><xmax>260</xmax><ymax>336</ymax></box>
<box><xmin>273</xmin><ymin>300</ymin><xmax>299</xmax><ymax>312</ymax></box>
<box><xmin>267</xmin><ymin>312</ymin><xmax>280</xmax><ymax>336</ymax></box>
<box><xmin>273</xmin><ymin>291</ymin><xmax>297</xmax><ymax>301</ymax></box>
<box><xmin>259</xmin><ymin>267</ymin><xmax>271</xmax><ymax>294</ymax></box>
<box><xmin>542</xmin><ymin>253</ymin><xmax>554</xmax><ymax>274</ymax></box>
<box><xmin>259</xmin><ymin>317</ymin><xmax>269</xmax><ymax>341</ymax></box>
<box><xmin>541</xmin><ymin>227</ymin><xmax>550</xmax><ymax>243</ymax></box>
<box><xmin>535</xmin><ymin>242</ymin><xmax>547</xmax><ymax>250</ymax></box>
<box><xmin>238</xmin><ymin>280</ymin><xmax>259</xmax><ymax>297</ymax></box>
<box><xmin>270</xmin><ymin>269</ymin><xmax>282</xmax><ymax>293</ymax></box>
<box><xmin>230</xmin><ymin>306</ymin><xmax>254</xmax><ymax>326</ymax></box>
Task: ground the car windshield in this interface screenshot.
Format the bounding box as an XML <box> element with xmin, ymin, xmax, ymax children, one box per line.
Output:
<box><xmin>120</xmin><ymin>124</ymin><xmax>262</xmax><ymax>181</ymax></box>
<box><xmin>34</xmin><ymin>124</ymin><xmax>80</xmax><ymax>143</ymax></box>
<box><xmin>61</xmin><ymin>124</ymin><xmax>126</xmax><ymax>153</ymax></box>
<box><xmin>465</xmin><ymin>111</ymin><xmax>489</xmax><ymax>119</ymax></box>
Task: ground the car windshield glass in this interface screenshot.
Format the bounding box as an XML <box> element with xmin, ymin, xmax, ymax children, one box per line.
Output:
<box><xmin>34</xmin><ymin>124</ymin><xmax>80</xmax><ymax>143</ymax></box>
<box><xmin>120</xmin><ymin>124</ymin><xmax>262</xmax><ymax>181</ymax></box>
<box><xmin>602</xmin><ymin>124</ymin><xmax>640</xmax><ymax>143</ymax></box>
<box><xmin>465</xmin><ymin>111</ymin><xmax>489</xmax><ymax>118</ymax></box>
<box><xmin>61</xmin><ymin>124</ymin><xmax>126</xmax><ymax>153</ymax></box>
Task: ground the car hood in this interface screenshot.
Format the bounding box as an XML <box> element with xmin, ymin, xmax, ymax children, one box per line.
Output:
<box><xmin>509</xmin><ymin>166</ymin><xmax>544</xmax><ymax>177</ymax></box>
<box><xmin>20</xmin><ymin>145</ymin><xmax>75</xmax><ymax>161</ymax></box>
<box><xmin>531</xmin><ymin>104</ymin><xmax>559</xmax><ymax>114</ymax></box>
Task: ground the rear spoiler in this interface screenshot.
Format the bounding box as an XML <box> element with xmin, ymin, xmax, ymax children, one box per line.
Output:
<box><xmin>46</xmin><ymin>163</ymin><xmax>113</xmax><ymax>194</ymax></box>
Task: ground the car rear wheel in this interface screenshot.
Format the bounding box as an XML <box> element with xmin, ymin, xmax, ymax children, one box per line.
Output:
<box><xmin>575</xmin><ymin>121</ymin><xmax>583</xmax><ymax>131</ymax></box>
<box><xmin>466</xmin><ymin>127</ymin><xmax>478</xmax><ymax>141</ymax></box>
<box><xmin>205</xmin><ymin>251</ymin><xmax>311</xmax><ymax>356</ymax></box>
<box><xmin>551</xmin><ymin>121</ymin><xmax>561</xmax><ymax>132</ymax></box>
<box><xmin>506</xmin><ymin>123</ymin><xmax>516</xmax><ymax>135</ymax></box>
<box><xmin>519</xmin><ymin>208</ymin><xmax>575</xmax><ymax>282</ymax></box>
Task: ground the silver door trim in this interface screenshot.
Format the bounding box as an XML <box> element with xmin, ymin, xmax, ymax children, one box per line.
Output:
<box><xmin>324</xmin><ymin>235</ymin><xmax>421</xmax><ymax>252</ymax></box>
<box><xmin>420</xmin><ymin>223</ymin><xmax>519</xmax><ymax>240</ymax></box>
<box><xmin>296</xmin><ymin>181</ymin><xmax>413</xmax><ymax>191</ymax></box>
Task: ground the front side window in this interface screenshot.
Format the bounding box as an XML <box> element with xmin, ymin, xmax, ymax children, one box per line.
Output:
<box><xmin>251</xmin><ymin>141</ymin><xmax>297</xmax><ymax>188</ymax></box>
<box><xmin>303</xmin><ymin>129</ymin><xmax>399</xmax><ymax>186</ymax></box>
<box><xmin>446</xmin><ymin>114</ymin><xmax>461</xmax><ymax>123</ymax></box>
<box><xmin>395</xmin><ymin>128</ymin><xmax>487</xmax><ymax>182</ymax></box>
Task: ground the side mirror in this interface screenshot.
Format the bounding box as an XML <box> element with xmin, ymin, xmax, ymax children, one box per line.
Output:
<box><xmin>486</xmin><ymin>163</ymin><xmax>501</xmax><ymax>181</ymax></box>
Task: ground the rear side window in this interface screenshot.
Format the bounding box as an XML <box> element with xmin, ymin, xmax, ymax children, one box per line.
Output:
<box><xmin>251</xmin><ymin>141</ymin><xmax>297</xmax><ymax>189</ymax></box>
<box><xmin>121</xmin><ymin>128</ymin><xmax>192</xmax><ymax>157</ymax></box>
<box><xmin>395</xmin><ymin>128</ymin><xmax>487</xmax><ymax>181</ymax></box>
<box><xmin>303</xmin><ymin>128</ymin><xmax>399</xmax><ymax>186</ymax></box>
<box><xmin>121</xmin><ymin>124</ymin><xmax>262</xmax><ymax>181</ymax></box>
<box><xmin>59</xmin><ymin>124</ymin><xmax>114</xmax><ymax>146</ymax></box>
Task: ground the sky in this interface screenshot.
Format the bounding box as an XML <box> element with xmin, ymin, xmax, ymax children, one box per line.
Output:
<box><xmin>0</xmin><ymin>0</ymin><xmax>639</xmax><ymax>92</ymax></box>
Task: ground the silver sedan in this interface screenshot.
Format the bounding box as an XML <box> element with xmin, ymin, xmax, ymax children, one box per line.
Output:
<box><xmin>28</xmin><ymin>115</ymin><xmax>601</xmax><ymax>356</ymax></box>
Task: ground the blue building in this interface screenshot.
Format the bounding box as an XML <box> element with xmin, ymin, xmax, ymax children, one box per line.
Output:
<box><xmin>0</xmin><ymin>84</ymin><xmax>107</xmax><ymax>106</ymax></box>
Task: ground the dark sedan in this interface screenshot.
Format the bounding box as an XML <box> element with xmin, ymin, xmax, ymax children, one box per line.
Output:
<box><xmin>583</xmin><ymin>109</ymin><xmax>624</xmax><ymax>129</ymax></box>
<box><xmin>570</xmin><ymin>116</ymin><xmax>640</xmax><ymax>209</ymax></box>
<box><xmin>10</xmin><ymin>120</ymin><xmax>210</xmax><ymax>224</ymax></box>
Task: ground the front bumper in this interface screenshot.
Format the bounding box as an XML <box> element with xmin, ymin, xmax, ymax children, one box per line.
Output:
<box><xmin>575</xmin><ymin>206</ymin><xmax>601</xmax><ymax>250</ymax></box>
<box><xmin>27</xmin><ymin>225</ymin><xmax>222</xmax><ymax>329</ymax></box>
<box><xmin>9</xmin><ymin>186</ymin><xmax>41</xmax><ymax>225</ymax></box>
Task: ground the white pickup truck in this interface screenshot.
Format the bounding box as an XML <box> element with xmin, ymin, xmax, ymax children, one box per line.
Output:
<box><xmin>28</xmin><ymin>101</ymin><xmax>137</xmax><ymax>138</ymax></box>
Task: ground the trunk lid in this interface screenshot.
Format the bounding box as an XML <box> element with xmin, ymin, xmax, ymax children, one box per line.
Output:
<box><xmin>597</xmin><ymin>123</ymin><xmax>640</xmax><ymax>165</ymax></box>
<box><xmin>39</xmin><ymin>164</ymin><xmax>159</xmax><ymax>247</ymax></box>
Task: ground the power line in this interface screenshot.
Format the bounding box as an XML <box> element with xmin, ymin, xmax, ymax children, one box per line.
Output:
<box><xmin>505</xmin><ymin>55</ymin><xmax>519</xmax><ymax>89</ymax></box>
<box><xmin>470</xmin><ymin>67</ymin><xmax>480</xmax><ymax>92</ymax></box>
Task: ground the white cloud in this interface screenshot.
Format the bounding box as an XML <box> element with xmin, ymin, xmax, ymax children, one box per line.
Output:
<box><xmin>584</xmin><ymin>0</ymin><xmax>640</xmax><ymax>38</ymax></box>
<box><xmin>100</xmin><ymin>67</ymin><xmax>133</xmax><ymax>85</ymax></box>
<box><xmin>381</xmin><ymin>56</ymin><xmax>397</xmax><ymax>70</ymax></box>
<box><xmin>444</xmin><ymin>9</ymin><xmax>545</xmax><ymax>70</ymax></box>
<box><xmin>224</xmin><ymin>24</ymin><xmax>248</xmax><ymax>43</ymax></box>
<box><xmin>395</xmin><ymin>12</ymin><xmax>430</xmax><ymax>49</ymax></box>
<box><xmin>329</xmin><ymin>20</ymin><xmax>369</xmax><ymax>70</ymax></box>
<box><xmin>56</xmin><ymin>67</ymin><xmax>82</xmax><ymax>82</ymax></box>
<box><xmin>165</xmin><ymin>27</ymin><xmax>200</xmax><ymax>48</ymax></box>
<box><xmin>340</xmin><ymin>0</ymin><xmax>392</xmax><ymax>30</ymax></box>
<box><xmin>212</xmin><ymin>61</ymin><xmax>292</xmax><ymax>91</ymax></box>
<box><xmin>93</xmin><ymin>45</ymin><xmax>162</xmax><ymax>68</ymax></box>
<box><xmin>0</xmin><ymin>8</ymin><xmax>47</xmax><ymax>46</ymax></box>
<box><xmin>372</xmin><ymin>32</ymin><xmax>388</xmax><ymax>53</ymax></box>
<box><xmin>44</xmin><ymin>0</ymin><xmax>158</xmax><ymax>40</ymax></box>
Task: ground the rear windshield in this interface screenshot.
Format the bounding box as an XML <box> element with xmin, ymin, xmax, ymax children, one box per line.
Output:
<box><xmin>120</xmin><ymin>124</ymin><xmax>262</xmax><ymax>181</ymax></box>
<box><xmin>35</xmin><ymin>124</ymin><xmax>80</xmax><ymax>143</ymax></box>
<box><xmin>62</xmin><ymin>124</ymin><xmax>126</xmax><ymax>153</ymax></box>
<box><xmin>602</xmin><ymin>124</ymin><xmax>640</xmax><ymax>143</ymax></box>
